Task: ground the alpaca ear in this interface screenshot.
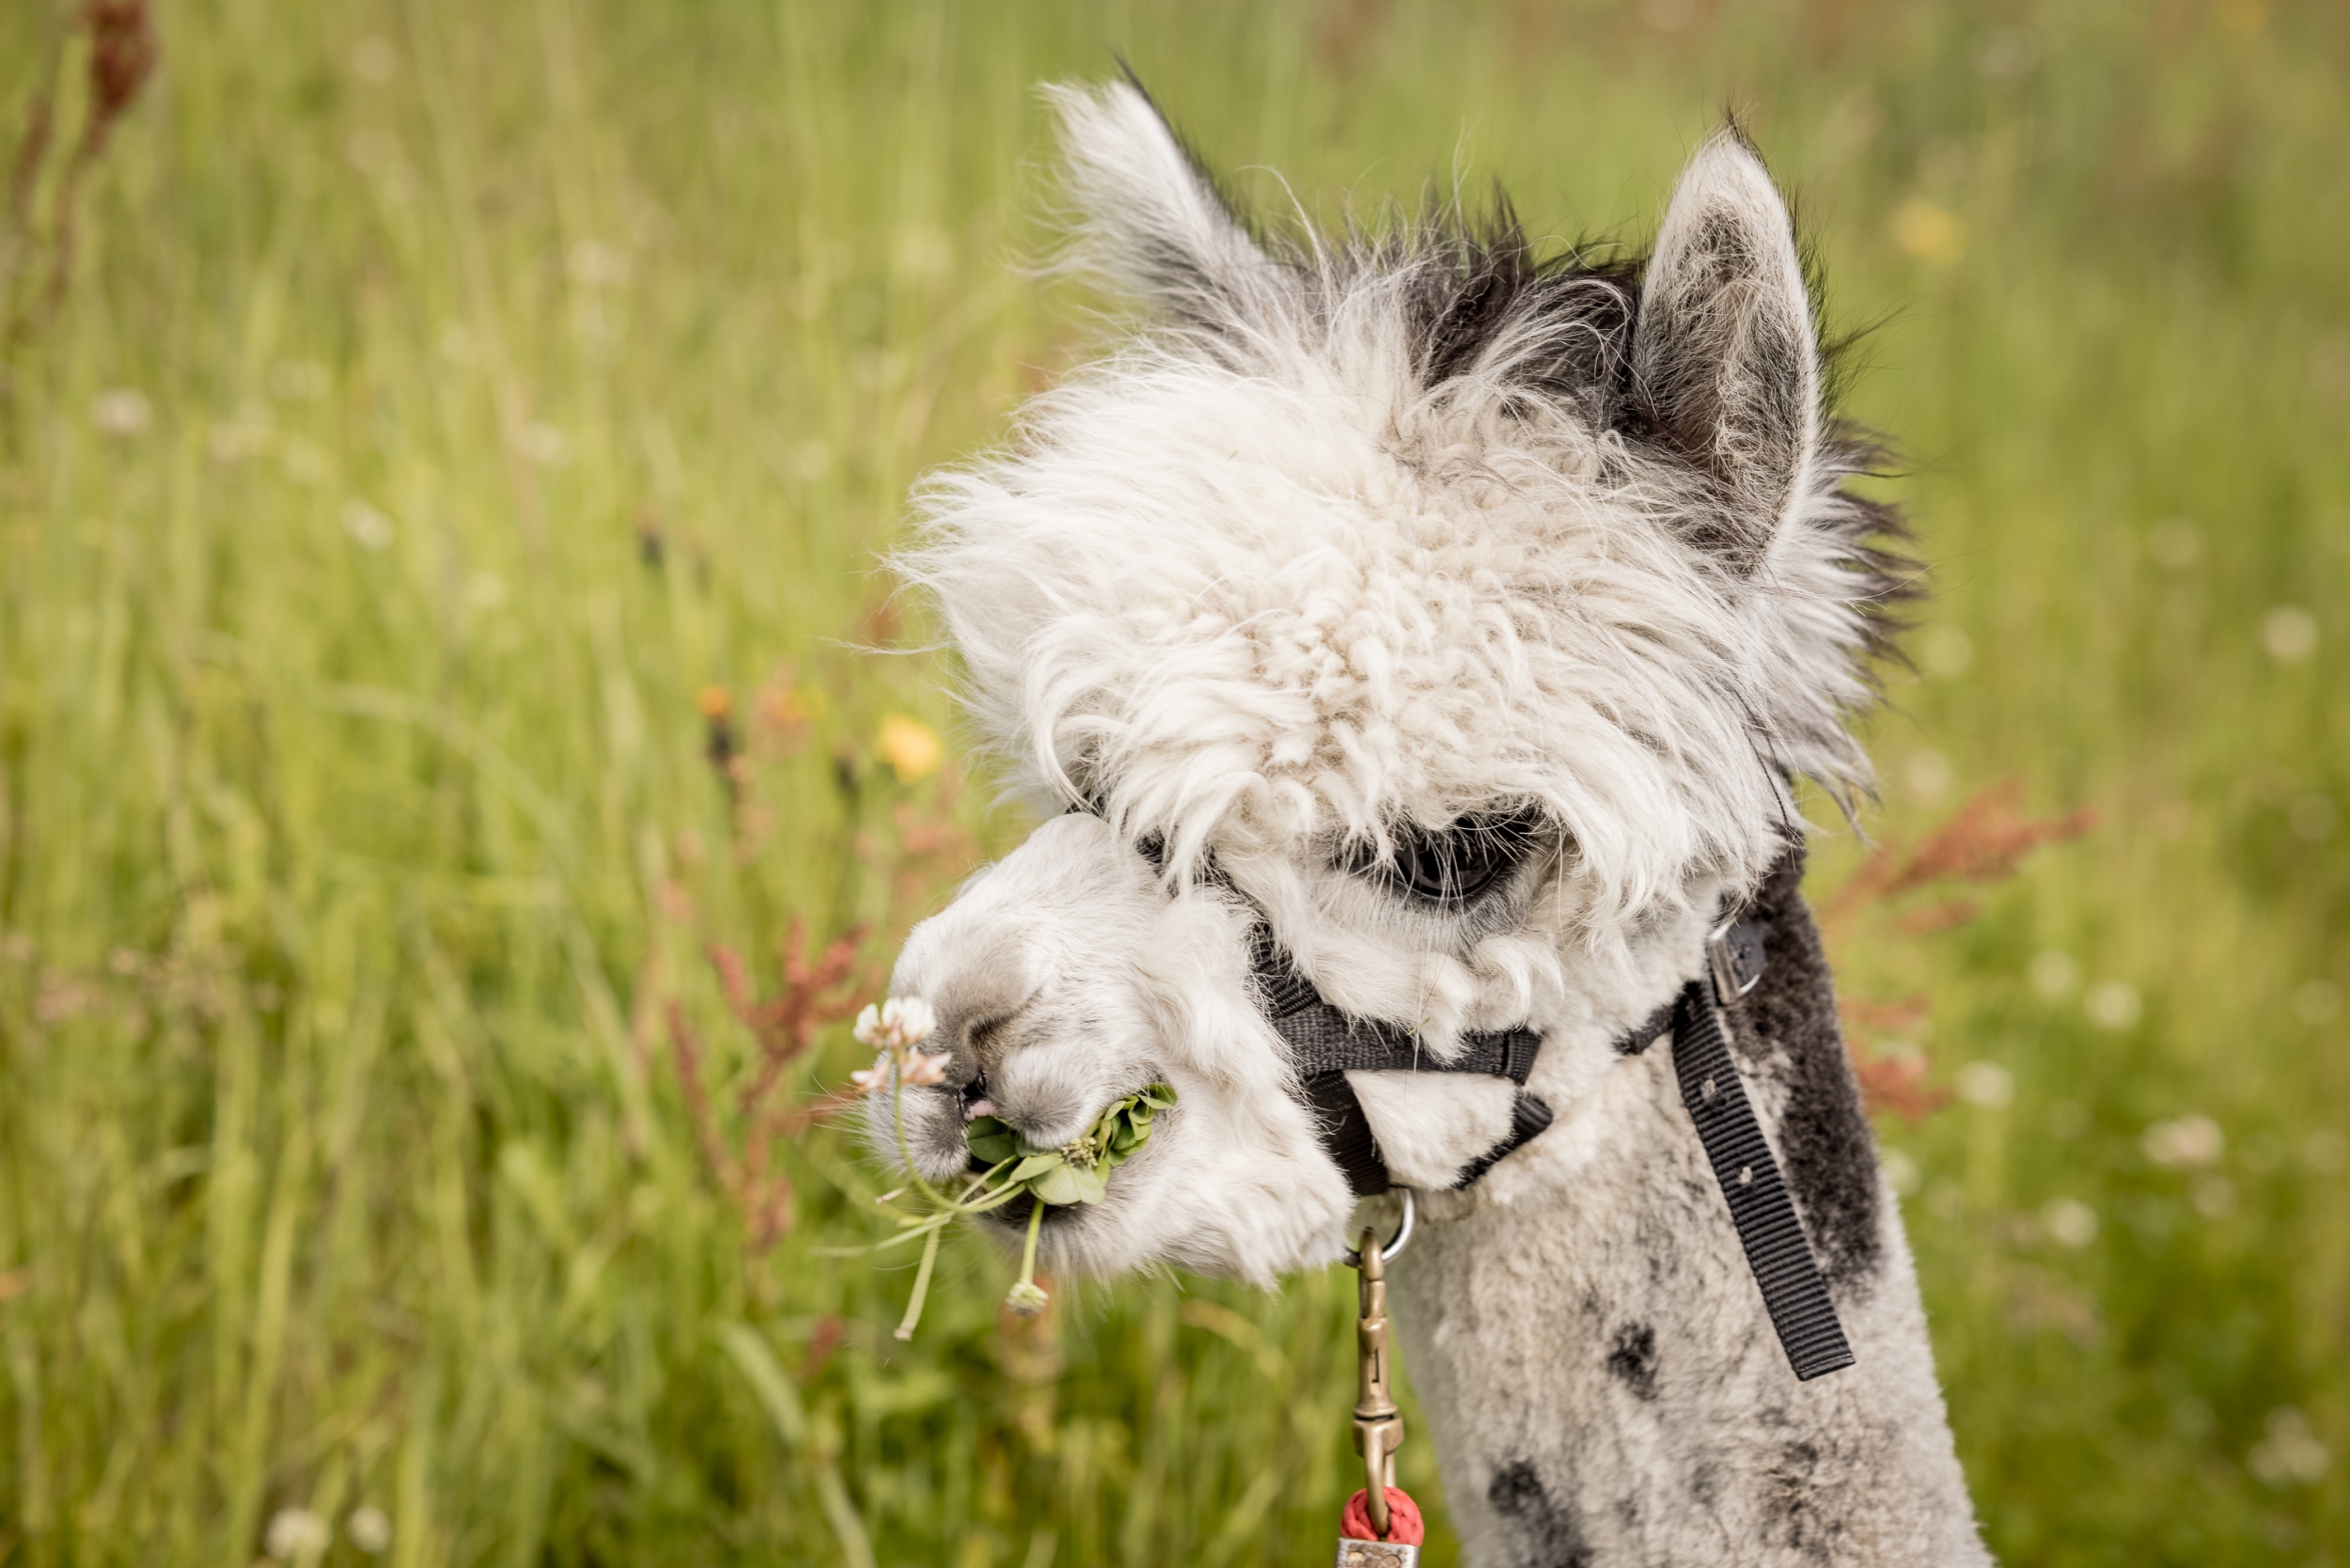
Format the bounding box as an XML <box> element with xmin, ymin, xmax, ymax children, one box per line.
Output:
<box><xmin>1632</xmin><ymin>131</ymin><xmax>1821</xmax><ymax>563</ymax></box>
<box><xmin>1044</xmin><ymin>78</ymin><xmax>1280</xmax><ymax>331</ymax></box>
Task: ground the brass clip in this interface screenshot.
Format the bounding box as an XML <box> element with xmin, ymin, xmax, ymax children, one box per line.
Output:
<box><xmin>1349</xmin><ymin>1224</ymin><xmax>1405</xmax><ymax>1539</ymax></box>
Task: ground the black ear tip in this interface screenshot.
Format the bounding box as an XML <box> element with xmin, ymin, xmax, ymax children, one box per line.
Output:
<box><xmin>1111</xmin><ymin>55</ymin><xmax>1157</xmax><ymax>108</ymax></box>
<box><xmin>1715</xmin><ymin>104</ymin><xmax>1762</xmax><ymax>158</ymax></box>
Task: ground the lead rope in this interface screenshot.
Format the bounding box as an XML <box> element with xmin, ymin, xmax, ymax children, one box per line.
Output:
<box><xmin>1335</xmin><ymin>1193</ymin><xmax>1424</xmax><ymax>1566</ymax></box>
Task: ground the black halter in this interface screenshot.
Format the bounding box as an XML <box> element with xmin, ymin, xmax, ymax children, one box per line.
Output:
<box><xmin>1123</xmin><ymin>821</ymin><xmax>1853</xmax><ymax>1382</ymax></box>
<box><xmin>1246</xmin><ymin>917</ymin><xmax>1664</xmax><ymax>1197</ymax></box>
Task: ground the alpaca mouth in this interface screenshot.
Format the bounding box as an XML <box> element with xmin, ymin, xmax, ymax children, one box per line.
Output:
<box><xmin>958</xmin><ymin>1074</ymin><xmax>1173</xmax><ymax>1226</ymax></box>
<box><xmin>987</xmin><ymin>1189</ymin><xmax>1045</xmax><ymax>1229</ymax></box>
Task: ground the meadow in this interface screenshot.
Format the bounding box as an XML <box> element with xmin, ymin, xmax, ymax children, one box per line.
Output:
<box><xmin>1</xmin><ymin>1</ymin><xmax>2344</xmax><ymax>1563</ymax></box>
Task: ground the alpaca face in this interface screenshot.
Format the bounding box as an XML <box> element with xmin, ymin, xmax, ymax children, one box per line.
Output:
<box><xmin>876</xmin><ymin>84</ymin><xmax>1904</xmax><ymax>1282</ymax></box>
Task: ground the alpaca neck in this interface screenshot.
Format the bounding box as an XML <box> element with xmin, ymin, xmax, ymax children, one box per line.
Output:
<box><xmin>1382</xmin><ymin>873</ymin><xmax>1991</xmax><ymax>1567</ymax></box>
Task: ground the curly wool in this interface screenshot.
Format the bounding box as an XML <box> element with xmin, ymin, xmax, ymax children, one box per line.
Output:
<box><xmin>901</xmin><ymin>83</ymin><xmax>1907</xmax><ymax>943</ymax></box>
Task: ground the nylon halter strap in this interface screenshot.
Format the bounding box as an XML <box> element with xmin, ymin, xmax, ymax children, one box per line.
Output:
<box><xmin>1114</xmin><ymin>818</ymin><xmax>1852</xmax><ymax>1381</ymax></box>
<box><xmin>1249</xmin><ymin>907</ymin><xmax>1855</xmax><ymax>1383</ymax></box>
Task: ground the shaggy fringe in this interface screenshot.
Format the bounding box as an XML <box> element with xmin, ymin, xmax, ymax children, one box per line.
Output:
<box><xmin>898</xmin><ymin>82</ymin><xmax>1914</xmax><ymax>936</ymax></box>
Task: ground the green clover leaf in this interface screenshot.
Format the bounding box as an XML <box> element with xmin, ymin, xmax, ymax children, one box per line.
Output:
<box><xmin>964</xmin><ymin>1083</ymin><xmax>1176</xmax><ymax>1208</ymax></box>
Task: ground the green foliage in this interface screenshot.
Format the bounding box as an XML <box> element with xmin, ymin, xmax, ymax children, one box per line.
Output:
<box><xmin>0</xmin><ymin>2</ymin><xmax>2344</xmax><ymax>1566</ymax></box>
<box><xmin>967</xmin><ymin>1084</ymin><xmax>1176</xmax><ymax>1209</ymax></box>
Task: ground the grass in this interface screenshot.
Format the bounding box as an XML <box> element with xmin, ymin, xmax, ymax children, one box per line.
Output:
<box><xmin>0</xmin><ymin>1</ymin><xmax>2343</xmax><ymax>1563</ymax></box>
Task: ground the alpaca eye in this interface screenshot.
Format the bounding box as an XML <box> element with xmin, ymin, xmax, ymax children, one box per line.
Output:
<box><xmin>1354</xmin><ymin>807</ymin><xmax>1543</xmax><ymax>906</ymax></box>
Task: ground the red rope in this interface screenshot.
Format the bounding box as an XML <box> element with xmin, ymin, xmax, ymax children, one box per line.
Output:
<box><xmin>1340</xmin><ymin>1487</ymin><xmax>1426</xmax><ymax>1545</ymax></box>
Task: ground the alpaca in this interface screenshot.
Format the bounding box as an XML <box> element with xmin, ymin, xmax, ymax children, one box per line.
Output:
<box><xmin>878</xmin><ymin>81</ymin><xmax>1991</xmax><ymax>1566</ymax></box>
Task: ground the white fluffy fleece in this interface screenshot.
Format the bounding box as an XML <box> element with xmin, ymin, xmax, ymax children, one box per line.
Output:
<box><xmin>902</xmin><ymin>86</ymin><xmax>1895</xmax><ymax>947</ymax></box>
<box><xmin>876</xmin><ymin>83</ymin><xmax>1985</xmax><ymax>1567</ymax></box>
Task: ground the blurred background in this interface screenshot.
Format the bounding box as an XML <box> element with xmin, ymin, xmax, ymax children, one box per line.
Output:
<box><xmin>1</xmin><ymin>1</ymin><xmax>2343</xmax><ymax>1563</ymax></box>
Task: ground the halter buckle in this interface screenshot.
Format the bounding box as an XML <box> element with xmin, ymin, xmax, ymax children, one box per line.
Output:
<box><xmin>1706</xmin><ymin>916</ymin><xmax>1767</xmax><ymax>1007</ymax></box>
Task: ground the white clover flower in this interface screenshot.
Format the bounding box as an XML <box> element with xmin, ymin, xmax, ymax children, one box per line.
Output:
<box><xmin>92</xmin><ymin>388</ymin><xmax>151</xmax><ymax>436</ymax></box>
<box><xmin>2248</xmin><ymin>1408</ymin><xmax>2331</xmax><ymax>1488</ymax></box>
<box><xmin>1955</xmin><ymin>1060</ymin><xmax>2013</xmax><ymax>1109</ymax></box>
<box><xmin>2029</xmin><ymin>949</ymin><xmax>2079</xmax><ymax>999</ymax></box>
<box><xmin>2042</xmin><ymin>1197</ymin><xmax>2098</xmax><ymax>1248</ymax></box>
<box><xmin>2144</xmin><ymin>1114</ymin><xmax>2225</xmax><ymax>1170</ymax></box>
<box><xmin>854</xmin><ymin>996</ymin><xmax>936</xmax><ymax>1052</ymax></box>
<box><xmin>2261</xmin><ymin>605</ymin><xmax>2318</xmax><ymax>664</ymax></box>
<box><xmin>901</xmin><ymin>1049</ymin><xmax>951</xmax><ymax>1088</ymax></box>
<box><xmin>346</xmin><ymin>1505</ymin><xmax>392</xmax><ymax>1555</ymax></box>
<box><xmin>848</xmin><ymin>1053</ymin><xmax>893</xmax><ymax>1095</ymax></box>
<box><xmin>342</xmin><ymin>500</ymin><xmax>395</xmax><ymax>551</ymax></box>
<box><xmin>1004</xmin><ymin>1279</ymin><xmax>1049</xmax><ymax>1316</ymax></box>
<box><xmin>2084</xmin><ymin>980</ymin><xmax>2142</xmax><ymax>1030</ymax></box>
<box><xmin>264</xmin><ymin>1507</ymin><xmax>332</xmax><ymax>1561</ymax></box>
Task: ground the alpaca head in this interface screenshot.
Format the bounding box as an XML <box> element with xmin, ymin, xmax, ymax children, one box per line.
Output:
<box><xmin>877</xmin><ymin>82</ymin><xmax>1905</xmax><ymax>1284</ymax></box>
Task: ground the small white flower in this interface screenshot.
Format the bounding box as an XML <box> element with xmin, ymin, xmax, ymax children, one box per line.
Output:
<box><xmin>2084</xmin><ymin>980</ymin><xmax>2142</xmax><ymax>1030</ymax></box>
<box><xmin>2042</xmin><ymin>1197</ymin><xmax>2098</xmax><ymax>1248</ymax></box>
<box><xmin>1955</xmin><ymin>1060</ymin><xmax>2013</xmax><ymax>1109</ymax></box>
<box><xmin>2248</xmin><ymin>1408</ymin><xmax>2331</xmax><ymax>1487</ymax></box>
<box><xmin>2261</xmin><ymin>605</ymin><xmax>2318</xmax><ymax>664</ymax></box>
<box><xmin>2029</xmin><ymin>949</ymin><xmax>2078</xmax><ymax>999</ymax></box>
<box><xmin>2143</xmin><ymin>1114</ymin><xmax>2225</xmax><ymax>1169</ymax></box>
<box><xmin>847</xmin><ymin>1053</ymin><xmax>893</xmax><ymax>1095</ymax></box>
<box><xmin>1904</xmin><ymin>750</ymin><xmax>1952</xmax><ymax>802</ymax></box>
<box><xmin>346</xmin><ymin>1505</ymin><xmax>392</xmax><ymax>1555</ymax></box>
<box><xmin>1919</xmin><ymin>624</ymin><xmax>1973</xmax><ymax>677</ymax></box>
<box><xmin>1004</xmin><ymin>1279</ymin><xmax>1049</xmax><ymax>1316</ymax></box>
<box><xmin>854</xmin><ymin>996</ymin><xmax>936</xmax><ymax>1052</ymax></box>
<box><xmin>342</xmin><ymin>501</ymin><xmax>395</xmax><ymax>551</ymax></box>
<box><xmin>264</xmin><ymin>1507</ymin><xmax>333</xmax><ymax>1561</ymax></box>
<box><xmin>901</xmin><ymin>1049</ymin><xmax>951</xmax><ymax>1088</ymax></box>
<box><xmin>92</xmin><ymin>388</ymin><xmax>150</xmax><ymax>436</ymax></box>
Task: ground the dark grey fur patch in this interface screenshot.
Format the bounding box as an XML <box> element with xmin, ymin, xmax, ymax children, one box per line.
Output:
<box><xmin>1762</xmin><ymin>1439</ymin><xmax>1846</xmax><ymax>1559</ymax></box>
<box><xmin>1487</xmin><ymin>1458</ymin><xmax>1593</xmax><ymax>1568</ymax></box>
<box><xmin>1729</xmin><ymin>845</ymin><xmax>1884</xmax><ymax>1285</ymax></box>
<box><xmin>1605</xmin><ymin>1321</ymin><xmax>1660</xmax><ymax>1402</ymax></box>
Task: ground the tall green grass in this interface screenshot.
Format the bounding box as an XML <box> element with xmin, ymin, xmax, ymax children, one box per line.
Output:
<box><xmin>1</xmin><ymin>2</ymin><xmax>2343</xmax><ymax>1563</ymax></box>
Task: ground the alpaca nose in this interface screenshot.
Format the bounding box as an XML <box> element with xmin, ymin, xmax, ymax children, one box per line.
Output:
<box><xmin>893</xmin><ymin>923</ymin><xmax>1043</xmax><ymax>1083</ymax></box>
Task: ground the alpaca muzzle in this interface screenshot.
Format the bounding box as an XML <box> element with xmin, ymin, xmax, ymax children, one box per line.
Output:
<box><xmin>1117</xmin><ymin>816</ymin><xmax>1856</xmax><ymax>1382</ymax></box>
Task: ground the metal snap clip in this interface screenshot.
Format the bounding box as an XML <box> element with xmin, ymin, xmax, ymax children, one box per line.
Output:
<box><xmin>1341</xmin><ymin>1187</ymin><xmax>1415</xmax><ymax>1267</ymax></box>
